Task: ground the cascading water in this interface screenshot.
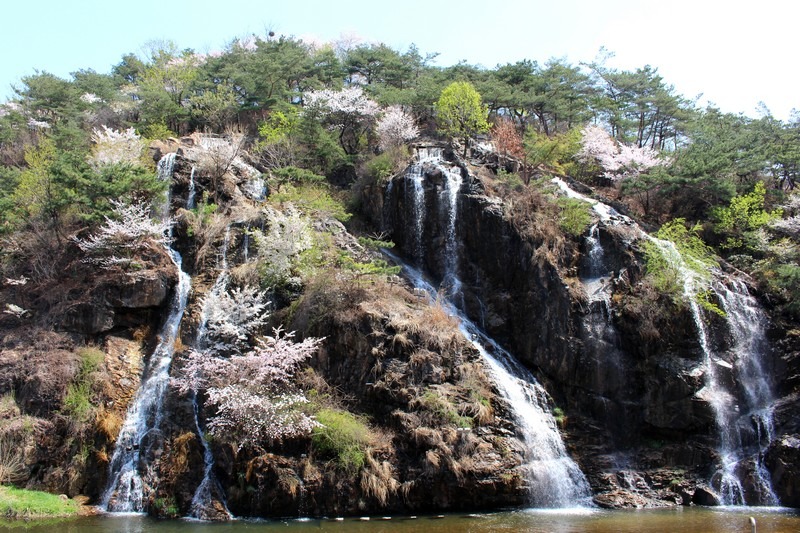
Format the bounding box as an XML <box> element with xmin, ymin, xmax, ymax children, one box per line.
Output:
<box><xmin>154</xmin><ymin>152</ymin><xmax>177</xmax><ymax>221</ymax></box>
<box><xmin>102</xmin><ymin>153</ymin><xmax>190</xmax><ymax>513</ymax></box>
<box><xmin>712</xmin><ymin>279</ymin><xmax>779</xmax><ymax>505</ymax></box>
<box><xmin>188</xmin><ymin>226</ymin><xmax>233</xmax><ymax>520</ymax></box>
<box><xmin>441</xmin><ymin>164</ymin><xmax>463</xmax><ymax>301</ymax></box>
<box><xmin>394</xmin><ymin>149</ymin><xmax>591</xmax><ymax>506</ymax></box>
<box><xmin>187</xmin><ymin>166</ymin><xmax>197</xmax><ymax>209</ymax></box>
<box><xmin>386</xmin><ymin>252</ymin><xmax>592</xmax><ymax>506</ymax></box>
<box><xmin>552</xmin><ymin>177</ymin><xmax>780</xmax><ymax>504</ymax></box>
<box><xmin>403</xmin><ymin>147</ymin><xmax>443</xmax><ymax>265</ymax></box>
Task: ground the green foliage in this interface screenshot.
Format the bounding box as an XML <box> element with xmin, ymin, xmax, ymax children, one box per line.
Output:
<box><xmin>312</xmin><ymin>408</ymin><xmax>371</xmax><ymax>472</ymax></box>
<box><xmin>643</xmin><ymin>219</ymin><xmax>722</xmax><ymax>312</ymax></box>
<box><xmin>419</xmin><ymin>390</ymin><xmax>473</xmax><ymax>428</ymax></box>
<box><xmin>258</xmin><ymin>106</ymin><xmax>300</xmax><ymax>144</ymax></box>
<box><xmin>338</xmin><ymin>252</ymin><xmax>401</xmax><ymax>282</ymax></box>
<box><xmin>357</xmin><ymin>236</ymin><xmax>395</xmax><ymax>249</ymax></box>
<box><xmin>61</xmin><ymin>347</ymin><xmax>104</xmax><ymax>423</ymax></box>
<box><xmin>138</xmin><ymin>123</ymin><xmax>175</xmax><ymax>141</ymax></box>
<box><xmin>364</xmin><ymin>153</ymin><xmax>395</xmax><ymax>183</ymax></box>
<box><xmin>435</xmin><ymin>81</ymin><xmax>489</xmax><ymax>156</ymax></box>
<box><xmin>152</xmin><ymin>496</ymin><xmax>180</xmax><ymax>518</ymax></box>
<box><xmin>269</xmin><ymin>166</ymin><xmax>325</xmax><ymax>190</ymax></box>
<box><xmin>0</xmin><ymin>486</ymin><xmax>80</xmax><ymax>518</ymax></box>
<box><xmin>525</xmin><ymin>128</ymin><xmax>581</xmax><ymax>175</ymax></box>
<box><xmin>713</xmin><ymin>181</ymin><xmax>782</xmax><ymax>250</ymax></box>
<box><xmin>270</xmin><ymin>183</ymin><xmax>351</xmax><ymax>222</ymax></box>
<box><xmin>556</xmin><ymin>197</ymin><xmax>592</xmax><ymax>237</ymax></box>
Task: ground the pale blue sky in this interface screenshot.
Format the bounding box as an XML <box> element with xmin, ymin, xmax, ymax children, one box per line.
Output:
<box><xmin>2</xmin><ymin>0</ymin><xmax>797</xmax><ymax>119</ymax></box>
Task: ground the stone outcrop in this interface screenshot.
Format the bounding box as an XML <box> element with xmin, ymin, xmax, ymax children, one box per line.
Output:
<box><xmin>363</xmin><ymin>146</ymin><xmax>796</xmax><ymax>508</ymax></box>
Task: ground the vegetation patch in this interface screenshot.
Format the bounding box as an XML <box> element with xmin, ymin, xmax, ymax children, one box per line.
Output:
<box><xmin>0</xmin><ymin>485</ymin><xmax>80</xmax><ymax>519</ymax></box>
<box><xmin>312</xmin><ymin>408</ymin><xmax>372</xmax><ymax>472</ymax></box>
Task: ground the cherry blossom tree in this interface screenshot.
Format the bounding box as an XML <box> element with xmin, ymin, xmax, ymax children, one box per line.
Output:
<box><xmin>175</xmin><ymin>328</ymin><xmax>323</xmax><ymax>451</ymax></box>
<box><xmin>89</xmin><ymin>125</ymin><xmax>146</xmax><ymax>169</ymax></box>
<box><xmin>376</xmin><ymin>105</ymin><xmax>419</xmax><ymax>151</ymax></box>
<box><xmin>577</xmin><ymin>124</ymin><xmax>662</xmax><ymax>180</ymax></box>
<box><xmin>252</xmin><ymin>206</ymin><xmax>312</xmax><ymax>286</ymax></box>
<box><xmin>199</xmin><ymin>284</ymin><xmax>270</xmax><ymax>355</ymax></box>
<box><xmin>304</xmin><ymin>86</ymin><xmax>379</xmax><ymax>154</ymax></box>
<box><xmin>73</xmin><ymin>200</ymin><xmax>172</xmax><ymax>269</ymax></box>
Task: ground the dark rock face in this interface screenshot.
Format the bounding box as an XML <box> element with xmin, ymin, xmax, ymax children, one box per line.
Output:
<box><xmin>366</xmin><ymin>151</ymin><xmax>799</xmax><ymax>508</ymax></box>
<box><xmin>766</xmin><ymin>435</ymin><xmax>800</xmax><ymax>507</ymax></box>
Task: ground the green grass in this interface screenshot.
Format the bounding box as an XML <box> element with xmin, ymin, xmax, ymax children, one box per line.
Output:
<box><xmin>0</xmin><ymin>485</ymin><xmax>80</xmax><ymax>519</ymax></box>
<box><xmin>312</xmin><ymin>408</ymin><xmax>372</xmax><ymax>472</ymax></box>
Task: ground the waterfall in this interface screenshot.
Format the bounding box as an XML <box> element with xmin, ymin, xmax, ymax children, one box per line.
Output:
<box><xmin>712</xmin><ymin>279</ymin><xmax>779</xmax><ymax>505</ymax></box>
<box><xmin>553</xmin><ymin>177</ymin><xmax>780</xmax><ymax>504</ymax></box>
<box><xmin>393</xmin><ymin>149</ymin><xmax>591</xmax><ymax>507</ymax></box>
<box><xmin>442</xmin><ymin>164</ymin><xmax>463</xmax><ymax>300</ymax></box>
<box><xmin>583</xmin><ymin>224</ymin><xmax>610</xmax><ymax>304</ymax></box>
<box><xmin>102</xmin><ymin>152</ymin><xmax>188</xmax><ymax>513</ymax></box>
<box><xmin>154</xmin><ymin>153</ymin><xmax>177</xmax><ymax>221</ymax></box>
<box><xmin>187</xmin><ymin>226</ymin><xmax>233</xmax><ymax>520</ymax></box>
<box><xmin>101</xmin><ymin>255</ymin><xmax>190</xmax><ymax>512</ymax></box>
<box><xmin>386</xmin><ymin>253</ymin><xmax>592</xmax><ymax>507</ymax></box>
<box><xmin>187</xmin><ymin>166</ymin><xmax>197</xmax><ymax>209</ymax></box>
<box><xmin>403</xmin><ymin>149</ymin><xmax>438</xmax><ymax>265</ymax></box>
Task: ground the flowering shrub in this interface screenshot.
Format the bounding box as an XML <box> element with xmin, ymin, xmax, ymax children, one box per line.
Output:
<box><xmin>252</xmin><ymin>206</ymin><xmax>312</xmax><ymax>286</ymax></box>
<box><xmin>578</xmin><ymin>124</ymin><xmax>662</xmax><ymax>180</ymax></box>
<box><xmin>89</xmin><ymin>125</ymin><xmax>146</xmax><ymax>168</ymax></box>
<box><xmin>175</xmin><ymin>328</ymin><xmax>323</xmax><ymax>450</ymax></box>
<box><xmin>73</xmin><ymin>200</ymin><xmax>172</xmax><ymax>269</ymax></box>
<box><xmin>199</xmin><ymin>284</ymin><xmax>270</xmax><ymax>354</ymax></box>
<box><xmin>376</xmin><ymin>106</ymin><xmax>419</xmax><ymax>151</ymax></box>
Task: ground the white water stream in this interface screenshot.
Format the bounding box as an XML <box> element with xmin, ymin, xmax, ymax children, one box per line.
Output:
<box><xmin>552</xmin><ymin>177</ymin><xmax>779</xmax><ymax>504</ymax></box>
<box><xmin>392</xmin><ymin>149</ymin><xmax>592</xmax><ymax>506</ymax></box>
<box><xmin>102</xmin><ymin>154</ymin><xmax>190</xmax><ymax>512</ymax></box>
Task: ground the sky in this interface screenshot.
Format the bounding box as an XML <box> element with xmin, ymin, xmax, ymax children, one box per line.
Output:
<box><xmin>1</xmin><ymin>0</ymin><xmax>797</xmax><ymax>120</ymax></box>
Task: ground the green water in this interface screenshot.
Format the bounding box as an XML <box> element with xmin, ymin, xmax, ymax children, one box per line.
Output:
<box><xmin>2</xmin><ymin>507</ymin><xmax>799</xmax><ymax>532</ymax></box>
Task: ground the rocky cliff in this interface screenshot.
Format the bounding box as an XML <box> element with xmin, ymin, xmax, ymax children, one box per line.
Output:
<box><xmin>365</xmin><ymin>144</ymin><xmax>800</xmax><ymax>508</ymax></box>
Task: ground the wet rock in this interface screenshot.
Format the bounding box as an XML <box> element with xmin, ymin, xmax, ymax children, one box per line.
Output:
<box><xmin>765</xmin><ymin>434</ymin><xmax>800</xmax><ymax>507</ymax></box>
<box><xmin>692</xmin><ymin>485</ymin><xmax>720</xmax><ymax>506</ymax></box>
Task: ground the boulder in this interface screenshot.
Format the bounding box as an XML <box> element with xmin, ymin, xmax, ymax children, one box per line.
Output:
<box><xmin>766</xmin><ymin>434</ymin><xmax>800</xmax><ymax>507</ymax></box>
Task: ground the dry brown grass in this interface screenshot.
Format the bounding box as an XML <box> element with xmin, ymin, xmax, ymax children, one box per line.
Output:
<box><xmin>131</xmin><ymin>324</ymin><xmax>151</xmax><ymax>344</ymax></box>
<box><xmin>0</xmin><ymin>435</ymin><xmax>26</xmax><ymax>484</ymax></box>
<box><xmin>360</xmin><ymin>450</ymin><xmax>399</xmax><ymax>506</ymax></box>
<box><xmin>95</xmin><ymin>407</ymin><xmax>123</xmax><ymax>441</ymax></box>
<box><xmin>170</xmin><ymin>432</ymin><xmax>196</xmax><ymax>475</ymax></box>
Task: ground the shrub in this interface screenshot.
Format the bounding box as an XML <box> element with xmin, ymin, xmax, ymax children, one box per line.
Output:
<box><xmin>0</xmin><ymin>436</ymin><xmax>26</xmax><ymax>484</ymax></box>
<box><xmin>364</xmin><ymin>153</ymin><xmax>394</xmax><ymax>183</ymax></box>
<box><xmin>61</xmin><ymin>346</ymin><xmax>105</xmax><ymax>423</ymax></box>
<box><xmin>556</xmin><ymin>197</ymin><xmax>592</xmax><ymax>237</ymax></box>
<box><xmin>312</xmin><ymin>408</ymin><xmax>372</xmax><ymax>472</ymax></box>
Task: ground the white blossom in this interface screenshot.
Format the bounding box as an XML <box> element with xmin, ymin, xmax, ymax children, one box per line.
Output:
<box><xmin>304</xmin><ymin>86</ymin><xmax>379</xmax><ymax>118</ymax></box>
<box><xmin>27</xmin><ymin>118</ymin><xmax>50</xmax><ymax>130</ymax></box>
<box><xmin>73</xmin><ymin>200</ymin><xmax>172</xmax><ymax>269</ymax></box>
<box><xmin>4</xmin><ymin>304</ymin><xmax>29</xmax><ymax>318</ymax></box>
<box><xmin>252</xmin><ymin>206</ymin><xmax>312</xmax><ymax>285</ymax></box>
<box><xmin>89</xmin><ymin>125</ymin><xmax>145</xmax><ymax>168</ymax></box>
<box><xmin>578</xmin><ymin>124</ymin><xmax>663</xmax><ymax>180</ymax></box>
<box><xmin>200</xmin><ymin>284</ymin><xmax>270</xmax><ymax>354</ymax></box>
<box><xmin>174</xmin><ymin>328</ymin><xmax>323</xmax><ymax>450</ymax></box>
<box><xmin>80</xmin><ymin>93</ymin><xmax>103</xmax><ymax>104</ymax></box>
<box><xmin>376</xmin><ymin>105</ymin><xmax>419</xmax><ymax>150</ymax></box>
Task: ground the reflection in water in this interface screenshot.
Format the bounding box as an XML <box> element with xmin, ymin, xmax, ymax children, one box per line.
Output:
<box><xmin>3</xmin><ymin>508</ymin><xmax>799</xmax><ymax>533</ymax></box>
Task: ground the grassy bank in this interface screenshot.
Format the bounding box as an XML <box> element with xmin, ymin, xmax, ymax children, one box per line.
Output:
<box><xmin>0</xmin><ymin>485</ymin><xmax>80</xmax><ymax>519</ymax></box>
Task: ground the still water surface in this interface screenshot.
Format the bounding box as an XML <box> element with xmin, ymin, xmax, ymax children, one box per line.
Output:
<box><xmin>2</xmin><ymin>507</ymin><xmax>799</xmax><ymax>533</ymax></box>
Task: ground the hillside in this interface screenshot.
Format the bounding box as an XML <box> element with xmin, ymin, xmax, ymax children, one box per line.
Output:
<box><xmin>0</xmin><ymin>35</ymin><xmax>798</xmax><ymax>518</ymax></box>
